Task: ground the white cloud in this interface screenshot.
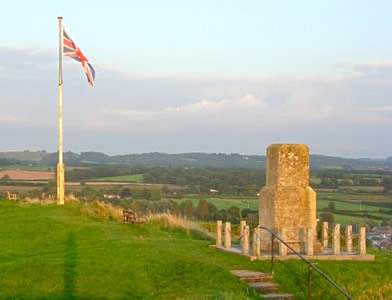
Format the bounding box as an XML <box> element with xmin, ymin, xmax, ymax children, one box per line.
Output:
<box><xmin>0</xmin><ymin>47</ymin><xmax>391</xmax><ymax>157</ymax></box>
<box><xmin>362</xmin><ymin>106</ymin><xmax>392</xmax><ymax>112</ymax></box>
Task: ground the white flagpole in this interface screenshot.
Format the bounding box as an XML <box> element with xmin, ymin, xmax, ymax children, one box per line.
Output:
<box><xmin>57</xmin><ymin>16</ymin><xmax>65</xmax><ymax>205</ymax></box>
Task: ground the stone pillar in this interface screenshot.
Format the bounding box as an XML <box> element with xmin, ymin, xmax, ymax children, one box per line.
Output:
<box><xmin>322</xmin><ymin>222</ymin><xmax>329</xmax><ymax>248</ymax></box>
<box><xmin>224</xmin><ymin>222</ymin><xmax>231</xmax><ymax>249</ymax></box>
<box><xmin>359</xmin><ymin>227</ymin><xmax>366</xmax><ymax>255</ymax></box>
<box><xmin>278</xmin><ymin>228</ymin><xmax>287</xmax><ymax>257</ymax></box>
<box><xmin>216</xmin><ymin>220</ymin><xmax>222</xmax><ymax>247</ymax></box>
<box><xmin>252</xmin><ymin>228</ymin><xmax>261</xmax><ymax>257</ymax></box>
<box><xmin>242</xmin><ymin>226</ymin><xmax>249</xmax><ymax>255</ymax></box>
<box><xmin>345</xmin><ymin>225</ymin><xmax>352</xmax><ymax>252</ymax></box>
<box><xmin>240</xmin><ymin>220</ymin><xmax>246</xmax><ymax>247</ymax></box>
<box><xmin>306</xmin><ymin>228</ymin><xmax>314</xmax><ymax>256</ymax></box>
<box><xmin>332</xmin><ymin>224</ymin><xmax>340</xmax><ymax>255</ymax></box>
<box><xmin>252</xmin><ymin>229</ymin><xmax>257</xmax><ymax>255</ymax></box>
<box><xmin>259</xmin><ymin>144</ymin><xmax>320</xmax><ymax>253</ymax></box>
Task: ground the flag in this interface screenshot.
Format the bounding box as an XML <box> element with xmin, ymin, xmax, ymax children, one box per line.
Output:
<box><xmin>63</xmin><ymin>28</ymin><xmax>95</xmax><ymax>86</ymax></box>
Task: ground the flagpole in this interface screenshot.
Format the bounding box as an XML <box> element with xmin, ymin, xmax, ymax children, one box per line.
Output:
<box><xmin>57</xmin><ymin>16</ymin><xmax>65</xmax><ymax>205</ymax></box>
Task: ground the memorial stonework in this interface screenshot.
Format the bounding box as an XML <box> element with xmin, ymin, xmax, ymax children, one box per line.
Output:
<box><xmin>259</xmin><ymin>144</ymin><xmax>320</xmax><ymax>253</ymax></box>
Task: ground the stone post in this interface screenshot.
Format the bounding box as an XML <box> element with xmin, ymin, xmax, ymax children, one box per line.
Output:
<box><xmin>252</xmin><ymin>229</ymin><xmax>257</xmax><ymax>255</ymax></box>
<box><xmin>359</xmin><ymin>227</ymin><xmax>366</xmax><ymax>255</ymax></box>
<box><xmin>224</xmin><ymin>222</ymin><xmax>231</xmax><ymax>249</ymax></box>
<box><xmin>322</xmin><ymin>222</ymin><xmax>329</xmax><ymax>248</ymax></box>
<box><xmin>306</xmin><ymin>228</ymin><xmax>314</xmax><ymax>256</ymax></box>
<box><xmin>332</xmin><ymin>224</ymin><xmax>340</xmax><ymax>255</ymax></box>
<box><xmin>345</xmin><ymin>225</ymin><xmax>352</xmax><ymax>252</ymax></box>
<box><xmin>242</xmin><ymin>226</ymin><xmax>249</xmax><ymax>255</ymax></box>
<box><xmin>216</xmin><ymin>220</ymin><xmax>222</xmax><ymax>247</ymax></box>
<box><xmin>278</xmin><ymin>228</ymin><xmax>287</xmax><ymax>257</ymax></box>
<box><xmin>240</xmin><ymin>220</ymin><xmax>246</xmax><ymax>247</ymax></box>
<box><xmin>252</xmin><ymin>228</ymin><xmax>261</xmax><ymax>257</ymax></box>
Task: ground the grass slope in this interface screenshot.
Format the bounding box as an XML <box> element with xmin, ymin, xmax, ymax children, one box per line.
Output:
<box><xmin>0</xmin><ymin>200</ymin><xmax>391</xmax><ymax>299</ymax></box>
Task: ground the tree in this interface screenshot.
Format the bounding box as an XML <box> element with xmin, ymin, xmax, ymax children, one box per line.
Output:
<box><xmin>197</xmin><ymin>199</ymin><xmax>209</xmax><ymax>220</ymax></box>
<box><xmin>0</xmin><ymin>174</ymin><xmax>11</xmax><ymax>181</ymax></box>
<box><xmin>381</xmin><ymin>177</ymin><xmax>392</xmax><ymax>193</ymax></box>
<box><xmin>328</xmin><ymin>201</ymin><xmax>336</xmax><ymax>212</ymax></box>
<box><xmin>150</xmin><ymin>189</ymin><xmax>162</xmax><ymax>201</ymax></box>
<box><xmin>171</xmin><ymin>201</ymin><xmax>180</xmax><ymax>216</ymax></box>
<box><xmin>227</xmin><ymin>206</ymin><xmax>241</xmax><ymax>222</ymax></box>
<box><xmin>184</xmin><ymin>200</ymin><xmax>194</xmax><ymax>219</ymax></box>
<box><xmin>320</xmin><ymin>212</ymin><xmax>335</xmax><ymax>225</ymax></box>
<box><xmin>120</xmin><ymin>188</ymin><xmax>131</xmax><ymax>199</ymax></box>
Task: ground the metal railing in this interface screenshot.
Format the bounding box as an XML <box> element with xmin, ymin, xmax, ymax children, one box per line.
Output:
<box><xmin>258</xmin><ymin>226</ymin><xmax>352</xmax><ymax>300</ymax></box>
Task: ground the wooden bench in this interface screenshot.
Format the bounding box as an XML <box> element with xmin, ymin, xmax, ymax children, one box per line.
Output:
<box><xmin>6</xmin><ymin>192</ymin><xmax>18</xmax><ymax>201</ymax></box>
<box><xmin>123</xmin><ymin>208</ymin><xmax>147</xmax><ymax>224</ymax></box>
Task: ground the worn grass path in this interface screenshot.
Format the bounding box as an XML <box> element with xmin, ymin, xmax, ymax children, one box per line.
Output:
<box><xmin>0</xmin><ymin>199</ymin><xmax>391</xmax><ymax>299</ymax></box>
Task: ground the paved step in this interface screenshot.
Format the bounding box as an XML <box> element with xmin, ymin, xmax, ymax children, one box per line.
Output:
<box><xmin>249</xmin><ymin>282</ymin><xmax>279</xmax><ymax>293</ymax></box>
<box><xmin>230</xmin><ymin>270</ymin><xmax>273</xmax><ymax>282</ymax></box>
<box><xmin>262</xmin><ymin>293</ymin><xmax>294</xmax><ymax>299</ymax></box>
<box><xmin>231</xmin><ymin>270</ymin><xmax>293</xmax><ymax>299</ymax></box>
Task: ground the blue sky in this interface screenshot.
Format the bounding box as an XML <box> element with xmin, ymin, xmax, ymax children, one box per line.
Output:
<box><xmin>0</xmin><ymin>1</ymin><xmax>391</xmax><ymax>157</ymax></box>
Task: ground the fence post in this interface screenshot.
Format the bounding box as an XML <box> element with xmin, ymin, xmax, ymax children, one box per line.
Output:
<box><xmin>225</xmin><ymin>222</ymin><xmax>231</xmax><ymax>249</ymax></box>
<box><xmin>216</xmin><ymin>220</ymin><xmax>222</xmax><ymax>247</ymax></box>
<box><xmin>322</xmin><ymin>222</ymin><xmax>329</xmax><ymax>248</ymax></box>
<box><xmin>242</xmin><ymin>225</ymin><xmax>249</xmax><ymax>255</ymax></box>
<box><xmin>278</xmin><ymin>228</ymin><xmax>287</xmax><ymax>257</ymax></box>
<box><xmin>359</xmin><ymin>227</ymin><xmax>366</xmax><ymax>255</ymax></box>
<box><xmin>306</xmin><ymin>228</ymin><xmax>314</xmax><ymax>256</ymax></box>
<box><xmin>256</xmin><ymin>228</ymin><xmax>261</xmax><ymax>257</ymax></box>
<box><xmin>240</xmin><ymin>220</ymin><xmax>246</xmax><ymax>247</ymax></box>
<box><xmin>345</xmin><ymin>225</ymin><xmax>352</xmax><ymax>252</ymax></box>
<box><xmin>332</xmin><ymin>224</ymin><xmax>340</xmax><ymax>255</ymax></box>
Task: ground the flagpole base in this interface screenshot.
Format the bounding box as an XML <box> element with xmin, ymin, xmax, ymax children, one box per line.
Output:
<box><xmin>57</xmin><ymin>163</ymin><xmax>65</xmax><ymax>205</ymax></box>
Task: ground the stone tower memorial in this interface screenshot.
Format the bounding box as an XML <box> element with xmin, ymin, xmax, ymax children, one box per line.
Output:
<box><xmin>259</xmin><ymin>144</ymin><xmax>319</xmax><ymax>253</ymax></box>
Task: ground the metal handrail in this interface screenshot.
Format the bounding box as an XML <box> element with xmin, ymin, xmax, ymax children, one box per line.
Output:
<box><xmin>258</xmin><ymin>226</ymin><xmax>352</xmax><ymax>300</ymax></box>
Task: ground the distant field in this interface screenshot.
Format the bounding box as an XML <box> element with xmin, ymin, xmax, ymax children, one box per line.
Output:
<box><xmin>317</xmin><ymin>199</ymin><xmax>382</xmax><ymax>212</ymax></box>
<box><xmin>339</xmin><ymin>186</ymin><xmax>384</xmax><ymax>192</ymax></box>
<box><xmin>178</xmin><ymin>195</ymin><xmax>259</xmax><ymax>210</ymax></box>
<box><xmin>1</xmin><ymin>166</ymin><xmax>52</xmax><ymax>171</ymax></box>
<box><xmin>91</xmin><ymin>174</ymin><xmax>144</xmax><ymax>183</ymax></box>
<box><xmin>332</xmin><ymin>214</ymin><xmax>381</xmax><ymax>227</ymax></box>
<box><xmin>317</xmin><ymin>191</ymin><xmax>392</xmax><ymax>203</ymax></box>
<box><xmin>0</xmin><ymin>185</ymin><xmax>41</xmax><ymax>193</ymax></box>
<box><xmin>310</xmin><ymin>176</ymin><xmax>321</xmax><ymax>184</ymax></box>
<box><xmin>0</xmin><ymin>151</ymin><xmax>49</xmax><ymax>161</ymax></box>
<box><xmin>0</xmin><ymin>170</ymin><xmax>54</xmax><ymax>180</ymax></box>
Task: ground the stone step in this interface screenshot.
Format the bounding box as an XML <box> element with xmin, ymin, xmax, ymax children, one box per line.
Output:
<box><xmin>262</xmin><ymin>293</ymin><xmax>294</xmax><ymax>299</ymax></box>
<box><xmin>249</xmin><ymin>282</ymin><xmax>279</xmax><ymax>293</ymax></box>
<box><xmin>230</xmin><ymin>270</ymin><xmax>273</xmax><ymax>282</ymax></box>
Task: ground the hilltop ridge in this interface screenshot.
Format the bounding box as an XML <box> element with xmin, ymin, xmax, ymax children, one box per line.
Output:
<box><xmin>0</xmin><ymin>150</ymin><xmax>391</xmax><ymax>170</ymax></box>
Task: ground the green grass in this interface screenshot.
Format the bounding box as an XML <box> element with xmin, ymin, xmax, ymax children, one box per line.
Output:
<box><xmin>91</xmin><ymin>174</ymin><xmax>145</xmax><ymax>183</ymax></box>
<box><xmin>317</xmin><ymin>190</ymin><xmax>392</xmax><ymax>204</ymax></box>
<box><xmin>1</xmin><ymin>199</ymin><xmax>392</xmax><ymax>299</ymax></box>
<box><xmin>317</xmin><ymin>199</ymin><xmax>382</xmax><ymax>212</ymax></box>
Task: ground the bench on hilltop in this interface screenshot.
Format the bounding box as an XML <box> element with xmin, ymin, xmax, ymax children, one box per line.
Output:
<box><xmin>123</xmin><ymin>208</ymin><xmax>147</xmax><ymax>224</ymax></box>
<box><xmin>6</xmin><ymin>192</ymin><xmax>18</xmax><ymax>201</ymax></box>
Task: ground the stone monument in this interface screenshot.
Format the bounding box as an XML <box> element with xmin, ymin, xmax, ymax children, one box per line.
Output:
<box><xmin>259</xmin><ymin>144</ymin><xmax>321</xmax><ymax>253</ymax></box>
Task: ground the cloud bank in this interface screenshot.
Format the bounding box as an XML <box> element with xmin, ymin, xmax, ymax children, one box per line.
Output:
<box><xmin>0</xmin><ymin>47</ymin><xmax>391</xmax><ymax>158</ymax></box>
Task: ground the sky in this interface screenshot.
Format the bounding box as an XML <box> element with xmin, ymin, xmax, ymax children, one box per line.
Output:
<box><xmin>0</xmin><ymin>0</ymin><xmax>391</xmax><ymax>158</ymax></box>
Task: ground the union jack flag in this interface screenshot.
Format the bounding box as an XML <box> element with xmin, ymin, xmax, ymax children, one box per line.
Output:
<box><xmin>63</xmin><ymin>28</ymin><xmax>95</xmax><ymax>86</ymax></box>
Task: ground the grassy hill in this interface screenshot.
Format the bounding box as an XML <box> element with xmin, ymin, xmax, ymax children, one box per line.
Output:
<box><xmin>0</xmin><ymin>199</ymin><xmax>391</xmax><ymax>299</ymax></box>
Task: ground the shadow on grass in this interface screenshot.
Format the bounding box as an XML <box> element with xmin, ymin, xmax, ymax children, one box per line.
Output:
<box><xmin>63</xmin><ymin>232</ymin><xmax>77</xmax><ymax>299</ymax></box>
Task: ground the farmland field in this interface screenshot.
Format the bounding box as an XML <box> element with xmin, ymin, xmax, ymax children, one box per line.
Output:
<box><xmin>0</xmin><ymin>170</ymin><xmax>54</xmax><ymax>180</ymax></box>
<box><xmin>91</xmin><ymin>174</ymin><xmax>144</xmax><ymax>183</ymax></box>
